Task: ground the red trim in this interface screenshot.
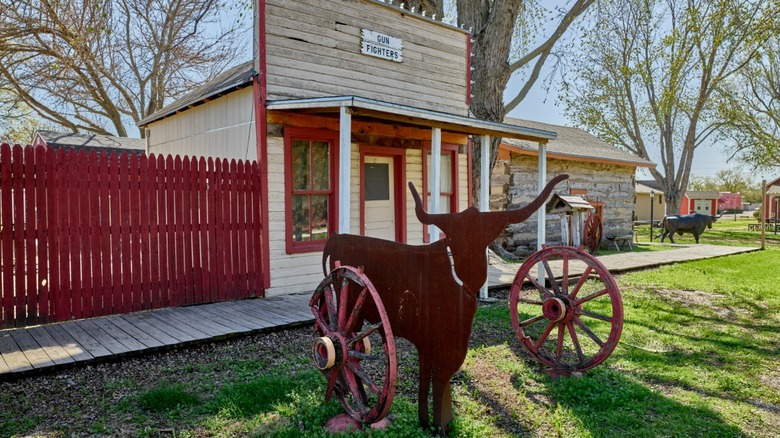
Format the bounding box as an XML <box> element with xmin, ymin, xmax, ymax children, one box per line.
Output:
<box><xmin>421</xmin><ymin>143</ymin><xmax>459</xmax><ymax>243</ymax></box>
<box><xmin>253</xmin><ymin>0</ymin><xmax>270</xmax><ymax>291</ymax></box>
<box><xmin>467</xmin><ymin>138</ymin><xmax>473</xmax><ymax>208</ymax></box>
<box><xmin>465</xmin><ymin>33</ymin><xmax>472</xmax><ymax>106</ymax></box>
<box><xmin>283</xmin><ymin>127</ymin><xmax>339</xmax><ymax>254</ymax></box>
<box><xmin>358</xmin><ymin>145</ymin><xmax>407</xmax><ymax>243</ymax></box>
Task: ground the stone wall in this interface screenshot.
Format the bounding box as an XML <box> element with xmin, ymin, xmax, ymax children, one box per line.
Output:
<box><xmin>493</xmin><ymin>153</ymin><xmax>636</xmax><ymax>255</ymax></box>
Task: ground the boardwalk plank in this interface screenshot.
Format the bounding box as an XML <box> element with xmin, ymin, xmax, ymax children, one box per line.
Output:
<box><xmin>250</xmin><ymin>302</ymin><xmax>299</xmax><ymax>325</ymax></box>
<box><xmin>26</xmin><ymin>326</ymin><xmax>75</xmax><ymax>365</ymax></box>
<box><xmin>264</xmin><ymin>296</ymin><xmax>313</xmax><ymax>321</ymax></box>
<box><xmin>154</xmin><ymin>308</ymin><xmax>221</xmax><ymax>338</ymax></box>
<box><xmin>60</xmin><ymin>321</ymin><xmax>113</xmax><ymax>358</ymax></box>
<box><xmin>108</xmin><ymin>315</ymin><xmax>165</xmax><ymax>349</ymax></box>
<box><xmin>185</xmin><ymin>305</ymin><xmax>255</xmax><ymax>333</ymax></box>
<box><xmin>90</xmin><ymin>318</ymin><xmax>147</xmax><ymax>352</ymax></box>
<box><xmin>224</xmin><ymin>301</ymin><xmax>286</xmax><ymax>326</ymax></box>
<box><xmin>43</xmin><ymin>324</ymin><xmax>93</xmax><ymax>362</ymax></box>
<box><xmin>119</xmin><ymin>314</ymin><xmax>180</xmax><ymax>346</ymax></box>
<box><xmin>9</xmin><ymin>329</ymin><xmax>55</xmax><ymax>369</ymax></box>
<box><xmin>212</xmin><ymin>301</ymin><xmax>275</xmax><ymax>329</ymax></box>
<box><xmin>141</xmin><ymin>313</ymin><xmax>201</xmax><ymax>343</ymax></box>
<box><xmin>0</xmin><ymin>331</ymin><xmax>32</xmax><ymax>373</ymax></box>
<box><xmin>0</xmin><ymin>354</ymin><xmax>10</xmax><ymax>374</ymax></box>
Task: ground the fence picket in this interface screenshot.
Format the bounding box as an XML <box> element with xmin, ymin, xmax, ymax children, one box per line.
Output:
<box><xmin>0</xmin><ymin>147</ymin><xmax>264</xmax><ymax>327</ymax></box>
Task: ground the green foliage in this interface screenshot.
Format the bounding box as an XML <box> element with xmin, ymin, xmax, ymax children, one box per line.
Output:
<box><xmin>138</xmin><ymin>384</ymin><xmax>200</xmax><ymax>413</ymax></box>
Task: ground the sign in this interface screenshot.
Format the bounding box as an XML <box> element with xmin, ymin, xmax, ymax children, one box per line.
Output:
<box><xmin>361</xmin><ymin>29</ymin><xmax>403</xmax><ymax>63</ymax></box>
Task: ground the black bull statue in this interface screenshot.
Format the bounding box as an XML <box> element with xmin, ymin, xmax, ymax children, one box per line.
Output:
<box><xmin>659</xmin><ymin>212</ymin><xmax>720</xmax><ymax>243</ymax></box>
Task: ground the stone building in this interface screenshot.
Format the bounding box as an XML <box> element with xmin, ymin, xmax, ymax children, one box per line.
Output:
<box><xmin>494</xmin><ymin>118</ymin><xmax>655</xmax><ymax>255</ymax></box>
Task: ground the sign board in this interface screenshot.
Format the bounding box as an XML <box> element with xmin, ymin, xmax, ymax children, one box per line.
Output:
<box><xmin>361</xmin><ymin>29</ymin><xmax>403</xmax><ymax>63</ymax></box>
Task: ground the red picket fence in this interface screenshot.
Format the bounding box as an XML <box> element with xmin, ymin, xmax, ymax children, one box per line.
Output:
<box><xmin>0</xmin><ymin>143</ymin><xmax>265</xmax><ymax>328</ymax></box>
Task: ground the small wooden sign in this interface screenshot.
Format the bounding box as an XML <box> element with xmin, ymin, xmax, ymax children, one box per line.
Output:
<box><xmin>361</xmin><ymin>29</ymin><xmax>403</xmax><ymax>62</ymax></box>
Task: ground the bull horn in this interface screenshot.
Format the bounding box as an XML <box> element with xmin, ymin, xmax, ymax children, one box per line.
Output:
<box><xmin>484</xmin><ymin>174</ymin><xmax>569</xmax><ymax>228</ymax></box>
<box><xmin>409</xmin><ymin>181</ymin><xmax>438</xmax><ymax>225</ymax></box>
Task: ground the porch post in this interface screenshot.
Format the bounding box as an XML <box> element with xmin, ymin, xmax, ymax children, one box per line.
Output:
<box><xmin>430</xmin><ymin>127</ymin><xmax>442</xmax><ymax>241</ymax></box>
<box><xmin>537</xmin><ymin>141</ymin><xmax>548</xmax><ymax>285</ymax></box>
<box><xmin>338</xmin><ymin>106</ymin><xmax>352</xmax><ymax>234</ymax></box>
<box><xmin>479</xmin><ymin>134</ymin><xmax>490</xmax><ymax>300</ymax></box>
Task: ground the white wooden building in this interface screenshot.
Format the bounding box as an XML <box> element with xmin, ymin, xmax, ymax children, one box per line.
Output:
<box><xmin>139</xmin><ymin>0</ymin><xmax>560</xmax><ymax>297</ymax></box>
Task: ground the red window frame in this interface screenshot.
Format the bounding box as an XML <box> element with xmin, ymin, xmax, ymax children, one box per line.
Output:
<box><xmin>284</xmin><ymin>127</ymin><xmax>339</xmax><ymax>254</ymax></box>
<box><xmin>422</xmin><ymin>143</ymin><xmax>459</xmax><ymax>243</ymax></box>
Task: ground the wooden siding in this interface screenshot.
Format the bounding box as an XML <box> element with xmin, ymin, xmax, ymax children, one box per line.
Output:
<box><xmin>147</xmin><ymin>88</ymin><xmax>256</xmax><ymax>161</ymax></box>
<box><xmin>265</xmin><ymin>0</ymin><xmax>469</xmax><ymax>116</ymax></box>
<box><xmin>265</xmin><ymin>138</ymin><xmax>470</xmax><ymax>296</ymax></box>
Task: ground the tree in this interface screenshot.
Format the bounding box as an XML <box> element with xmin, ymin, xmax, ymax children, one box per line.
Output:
<box><xmin>563</xmin><ymin>0</ymin><xmax>779</xmax><ymax>215</ymax></box>
<box><xmin>0</xmin><ymin>0</ymin><xmax>246</xmax><ymax>138</ymax></box>
<box><xmin>395</xmin><ymin>0</ymin><xmax>594</xmax><ymax>205</ymax></box>
<box><xmin>717</xmin><ymin>37</ymin><xmax>780</xmax><ymax>171</ymax></box>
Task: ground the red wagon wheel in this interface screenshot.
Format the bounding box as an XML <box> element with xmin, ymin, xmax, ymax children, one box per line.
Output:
<box><xmin>309</xmin><ymin>264</ymin><xmax>397</xmax><ymax>425</ymax></box>
<box><xmin>583</xmin><ymin>213</ymin><xmax>603</xmax><ymax>254</ymax></box>
<box><xmin>510</xmin><ymin>246</ymin><xmax>622</xmax><ymax>376</ymax></box>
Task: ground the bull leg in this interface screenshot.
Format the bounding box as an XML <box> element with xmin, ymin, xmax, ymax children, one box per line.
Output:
<box><xmin>660</xmin><ymin>228</ymin><xmax>668</xmax><ymax>242</ymax></box>
<box><xmin>431</xmin><ymin>373</ymin><xmax>454</xmax><ymax>435</ymax></box>
<box><xmin>694</xmin><ymin>233</ymin><xmax>699</xmax><ymax>243</ymax></box>
<box><xmin>418</xmin><ymin>355</ymin><xmax>432</xmax><ymax>430</ymax></box>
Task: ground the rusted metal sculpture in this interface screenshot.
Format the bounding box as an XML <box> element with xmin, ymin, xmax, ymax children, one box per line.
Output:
<box><xmin>583</xmin><ymin>213</ymin><xmax>603</xmax><ymax>253</ymax></box>
<box><xmin>310</xmin><ymin>174</ymin><xmax>567</xmax><ymax>433</ymax></box>
<box><xmin>309</xmin><ymin>173</ymin><xmax>624</xmax><ymax>434</ymax></box>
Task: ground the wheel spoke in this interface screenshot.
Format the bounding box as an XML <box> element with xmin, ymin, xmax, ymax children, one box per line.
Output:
<box><xmin>567</xmin><ymin>322</ymin><xmax>585</xmax><ymax>363</ymax></box>
<box><xmin>578</xmin><ymin>309</ymin><xmax>612</xmax><ymax>322</ymax></box>
<box><xmin>348</xmin><ymin>349</ymin><xmax>383</xmax><ymax>361</ymax></box>
<box><xmin>519</xmin><ymin>314</ymin><xmax>547</xmax><ymax>328</ymax></box>
<box><xmin>556</xmin><ymin>323</ymin><xmax>565</xmax><ymax>359</ymax></box>
<box><xmin>312</xmin><ymin>307</ymin><xmax>333</xmax><ymax>336</ymax></box>
<box><xmin>324</xmin><ymin>284</ymin><xmax>337</xmax><ymax>331</ymax></box>
<box><xmin>534</xmin><ymin>321</ymin><xmax>557</xmax><ymax>350</ymax></box>
<box><xmin>325</xmin><ymin>369</ymin><xmax>338</xmax><ymax>401</ymax></box>
<box><xmin>348</xmin><ymin>321</ymin><xmax>383</xmax><ymax>346</ymax></box>
<box><xmin>575</xmin><ymin>288</ymin><xmax>608</xmax><ymax>305</ymax></box>
<box><xmin>525</xmin><ymin>272</ymin><xmax>553</xmax><ymax>298</ymax></box>
<box><xmin>343</xmin><ymin>368</ymin><xmax>369</xmax><ymax>414</ymax></box>
<box><xmin>542</xmin><ymin>259</ymin><xmax>560</xmax><ymax>295</ymax></box>
<box><xmin>569</xmin><ymin>266</ymin><xmax>593</xmax><ymax>300</ymax></box>
<box><xmin>347</xmin><ymin>361</ymin><xmax>380</xmax><ymax>395</ymax></box>
<box><xmin>343</xmin><ymin>287</ymin><xmax>369</xmax><ymax>336</ymax></box>
<box><xmin>338</xmin><ymin>278</ymin><xmax>350</xmax><ymax>328</ymax></box>
<box><xmin>574</xmin><ymin>316</ymin><xmax>604</xmax><ymax>347</ymax></box>
<box><xmin>561</xmin><ymin>254</ymin><xmax>569</xmax><ymax>295</ymax></box>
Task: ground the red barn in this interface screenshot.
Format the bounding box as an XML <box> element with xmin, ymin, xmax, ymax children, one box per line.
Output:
<box><xmin>765</xmin><ymin>177</ymin><xmax>780</xmax><ymax>220</ymax></box>
<box><xmin>718</xmin><ymin>192</ymin><xmax>742</xmax><ymax>212</ymax></box>
<box><xmin>680</xmin><ymin>191</ymin><xmax>719</xmax><ymax>215</ymax></box>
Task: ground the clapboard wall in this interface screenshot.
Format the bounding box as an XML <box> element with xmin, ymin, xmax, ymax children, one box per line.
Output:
<box><xmin>265</xmin><ymin>0</ymin><xmax>469</xmax><ymax>116</ymax></box>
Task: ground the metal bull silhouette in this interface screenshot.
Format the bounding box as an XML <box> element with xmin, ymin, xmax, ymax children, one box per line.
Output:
<box><xmin>314</xmin><ymin>174</ymin><xmax>568</xmax><ymax>433</ymax></box>
<box><xmin>659</xmin><ymin>212</ymin><xmax>720</xmax><ymax>243</ymax></box>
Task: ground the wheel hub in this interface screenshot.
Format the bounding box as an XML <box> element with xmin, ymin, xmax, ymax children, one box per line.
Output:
<box><xmin>542</xmin><ymin>297</ymin><xmax>569</xmax><ymax>322</ymax></box>
<box><xmin>312</xmin><ymin>335</ymin><xmax>347</xmax><ymax>370</ymax></box>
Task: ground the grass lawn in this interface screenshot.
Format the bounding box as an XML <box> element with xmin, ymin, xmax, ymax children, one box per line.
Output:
<box><xmin>2</xmin><ymin>226</ymin><xmax>779</xmax><ymax>437</ymax></box>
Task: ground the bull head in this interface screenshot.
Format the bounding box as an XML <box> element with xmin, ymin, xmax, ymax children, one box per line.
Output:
<box><xmin>408</xmin><ymin>174</ymin><xmax>568</xmax><ymax>292</ymax></box>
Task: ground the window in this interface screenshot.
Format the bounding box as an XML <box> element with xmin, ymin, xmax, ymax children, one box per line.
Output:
<box><xmin>284</xmin><ymin>128</ymin><xmax>338</xmax><ymax>253</ymax></box>
<box><xmin>422</xmin><ymin>144</ymin><xmax>458</xmax><ymax>242</ymax></box>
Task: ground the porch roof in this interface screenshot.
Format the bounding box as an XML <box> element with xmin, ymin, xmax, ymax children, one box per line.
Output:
<box><xmin>266</xmin><ymin>96</ymin><xmax>557</xmax><ymax>142</ymax></box>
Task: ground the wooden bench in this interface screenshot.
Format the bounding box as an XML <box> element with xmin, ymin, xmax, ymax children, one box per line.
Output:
<box><xmin>606</xmin><ymin>234</ymin><xmax>634</xmax><ymax>251</ymax></box>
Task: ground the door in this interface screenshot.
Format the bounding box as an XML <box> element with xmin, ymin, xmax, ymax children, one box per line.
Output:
<box><xmin>694</xmin><ymin>199</ymin><xmax>710</xmax><ymax>214</ymax></box>
<box><xmin>363</xmin><ymin>156</ymin><xmax>396</xmax><ymax>241</ymax></box>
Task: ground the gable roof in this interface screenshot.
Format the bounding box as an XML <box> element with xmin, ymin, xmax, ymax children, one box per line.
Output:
<box><xmin>138</xmin><ymin>61</ymin><xmax>255</xmax><ymax>127</ymax></box>
<box><xmin>637</xmin><ymin>179</ymin><xmax>664</xmax><ymax>193</ymax></box>
<box><xmin>684</xmin><ymin>190</ymin><xmax>720</xmax><ymax>199</ymax></box>
<box><xmin>501</xmin><ymin>118</ymin><xmax>655</xmax><ymax>168</ymax></box>
<box><xmin>34</xmin><ymin>130</ymin><xmax>146</xmax><ymax>153</ymax></box>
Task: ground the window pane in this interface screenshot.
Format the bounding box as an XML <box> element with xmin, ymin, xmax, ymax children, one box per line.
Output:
<box><xmin>312</xmin><ymin>141</ymin><xmax>330</xmax><ymax>190</ymax></box>
<box><xmin>440</xmin><ymin>195</ymin><xmax>450</xmax><ymax>213</ymax></box>
<box><xmin>311</xmin><ymin>195</ymin><xmax>329</xmax><ymax>241</ymax></box>
<box><xmin>440</xmin><ymin>154</ymin><xmax>452</xmax><ymax>192</ymax></box>
<box><xmin>292</xmin><ymin>140</ymin><xmax>310</xmax><ymax>190</ymax></box>
<box><xmin>364</xmin><ymin>163</ymin><xmax>390</xmax><ymax>201</ymax></box>
<box><xmin>291</xmin><ymin>195</ymin><xmax>310</xmax><ymax>242</ymax></box>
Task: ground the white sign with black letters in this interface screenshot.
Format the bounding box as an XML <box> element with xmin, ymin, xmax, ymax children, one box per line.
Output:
<box><xmin>361</xmin><ymin>29</ymin><xmax>403</xmax><ymax>63</ymax></box>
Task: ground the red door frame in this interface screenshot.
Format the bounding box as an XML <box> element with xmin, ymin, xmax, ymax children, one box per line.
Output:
<box><xmin>358</xmin><ymin>145</ymin><xmax>406</xmax><ymax>243</ymax></box>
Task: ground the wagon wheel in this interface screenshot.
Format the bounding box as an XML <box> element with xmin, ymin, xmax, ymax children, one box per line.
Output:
<box><xmin>510</xmin><ymin>246</ymin><xmax>623</xmax><ymax>376</ymax></box>
<box><xmin>309</xmin><ymin>264</ymin><xmax>397</xmax><ymax>425</ymax></box>
<box><xmin>583</xmin><ymin>214</ymin><xmax>603</xmax><ymax>254</ymax></box>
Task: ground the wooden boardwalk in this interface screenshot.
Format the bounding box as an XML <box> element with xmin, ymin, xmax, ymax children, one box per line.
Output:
<box><xmin>0</xmin><ymin>293</ymin><xmax>312</xmax><ymax>379</ymax></box>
